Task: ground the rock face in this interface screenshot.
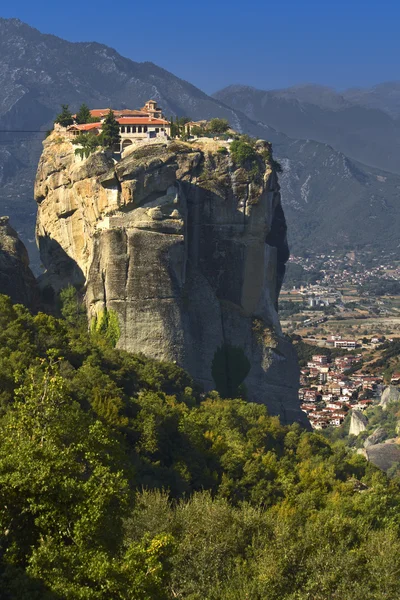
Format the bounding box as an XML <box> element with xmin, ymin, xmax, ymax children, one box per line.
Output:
<box><xmin>364</xmin><ymin>427</ymin><xmax>387</xmax><ymax>448</ymax></box>
<box><xmin>380</xmin><ymin>385</ymin><xmax>400</xmax><ymax>409</ymax></box>
<box><xmin>363</xmin><ymin>441</ymin><xmax>400</xmax><ymax>473</ymax></box>
<box><xmin>35</xmin><ymin>134</ymin><xmax>306</xmax><ymax>425</ymax></box>
<box><xmin>0</xmin><ymin>216</ymin><xmax>37</xmax><ymax>306</ymax></box>
<box><xmin>349</xmin><ymin>410</ymin><xmax>368</xmax><ymax>436</ymax></box>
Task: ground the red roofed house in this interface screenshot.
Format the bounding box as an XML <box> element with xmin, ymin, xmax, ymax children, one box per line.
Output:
<box><xmin>67</xmin><ymin>122</ymin><xmax>102</xmax><ymax>136</ymax></box>
<box><xmin>67</xmin><ymin>100</ymin><xmax>171</xmax><ymax>150</ymax></box>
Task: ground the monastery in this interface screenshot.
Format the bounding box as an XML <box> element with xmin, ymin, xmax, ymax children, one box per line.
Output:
<box><xmin>66</xmin><ymin>100</ymin><xmax>171</xmax><ymax>151</ymax></box>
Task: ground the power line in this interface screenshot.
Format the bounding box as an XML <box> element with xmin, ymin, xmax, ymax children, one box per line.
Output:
<box><xmin>0</xmin><ymin>130</ymin><xmax>47</xmax><ymax>133</ymax></box>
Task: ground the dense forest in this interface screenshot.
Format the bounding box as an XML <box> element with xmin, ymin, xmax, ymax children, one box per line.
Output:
<box><xmin>1</xmin><ymin>291</ymin><xmax>400</xmax><ymax>599</ymax></box>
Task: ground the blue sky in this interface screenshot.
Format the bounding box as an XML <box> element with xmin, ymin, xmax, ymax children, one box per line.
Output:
<box><xmin>2</xmin><ymin>0</ymin><xmax>399</xmax><ymax>94</ymax></box>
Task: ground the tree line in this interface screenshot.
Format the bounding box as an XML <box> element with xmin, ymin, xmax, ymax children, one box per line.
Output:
<box><xmin>1</xmin><ymin>290</ymin><xmax>400</xmax><ymax>598</ymax></box>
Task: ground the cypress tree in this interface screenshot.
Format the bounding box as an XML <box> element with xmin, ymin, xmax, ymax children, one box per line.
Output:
<box><xmin>55</xmin><ymin>104</ymin><xmax>73</xmax><ymax>127</ymax></box>
<box><xmin>100</xmin><ymin>110</ymin><xmax>121</xmax><ymax>149</ymax></box>
<box><xmin>75</xmin><ymin>103</ymin><xmax>92</xmax><ymax>124</ymax></box>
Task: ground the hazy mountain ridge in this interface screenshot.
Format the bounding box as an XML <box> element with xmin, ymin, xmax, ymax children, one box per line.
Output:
<box><xmin>214</xmin><ymin>84</ymin><xmax>400</xmax><ymax>174</ymax></box>
<box><xmin>343</xmin><ymin>81</ymin><xmax>400</xmax><ymax>118</ymax></box>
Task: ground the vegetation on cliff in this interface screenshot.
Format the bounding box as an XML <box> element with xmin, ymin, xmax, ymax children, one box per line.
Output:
<box><xmin>1</xmin><ymin>292</ymin><xmax>400</xmax><ymax>598</ymax></box>
<box><xmin>54</xmin><ymin>104</ymin><xmax>74</xmax><ymax>127</ymax></box>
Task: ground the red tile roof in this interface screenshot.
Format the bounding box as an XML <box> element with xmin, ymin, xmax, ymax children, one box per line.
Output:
<box><xmin>68</xmin><ymin>122</ymin><xmax>102</xmax><ymax>131</ymax></box>
<box><xmin>117</xmin><ymin>117</ymin><xmax>169</xmax><ymax>125</ymax></box>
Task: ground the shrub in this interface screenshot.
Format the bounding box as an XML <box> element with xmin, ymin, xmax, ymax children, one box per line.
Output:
<box><xmin>72</xmin><ymin>133</ymin><xmax>101</xmax><ymax>158</ymax></box>
<box><xmin>91</xmin><ymin>308</ymin><xmax>121</xmax><ymax>347</ymax></box>
<box><xmin>208</xmin><ymin>118</ymin><xmax>229</xmax><ymax>134</ymax></box>
<box><xmin>230</xmin><ymin>139</ymin><xmax>257</xmax><ymax>166</ymax></box>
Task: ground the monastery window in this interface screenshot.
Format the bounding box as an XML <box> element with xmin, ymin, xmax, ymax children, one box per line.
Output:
<box><xmin>133</xmin><ymin>126</ymin><xmax>136</xmax><ymax>133</ymax></box>
<box><xmin>138</xmin><ymin>126</ymin><xmax>142</xmax><ymax>133</ymax></box>
<box><xmin>127</xmin><ymin>126</ymin><xmax>131</xmax><ymax>133</ymax></box>
<box><xmin>144</xmin><ymin>126</ymin><xmax>148</xmax><ymax>132</ymax></box>
<box><xmin>155</xmin><ymin>128</ymin><xmax>159</xmax><ymax>133</ymax></box>
<box><xmin>121</xmin><ymin>126</ymin><xmax>125</xmax><ymax>133</ymax></box>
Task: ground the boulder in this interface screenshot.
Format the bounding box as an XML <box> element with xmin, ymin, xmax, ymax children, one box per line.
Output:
<box><xmin>349</xmin><ymin>410</ymin><xmax>368</xmax><ymax>436</ymax></box>
<box><xmin>364</xmin><ymin>441</ymin><xmax>400</xmax><ymax>473</ymax></box>
<box><xmin>380</xmin><ymin>385</ymin><xmax>400</xmax><ymax>409</ymax></box>
<box><xmin>364</xmin><ymin>427</ymin><xmax>387</xmax><ymax>448</ymax></box>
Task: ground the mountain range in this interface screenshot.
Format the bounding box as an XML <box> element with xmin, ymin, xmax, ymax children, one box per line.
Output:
<box><xmin>0</xmin><ymin>17</ymin><xmax>399</xmax><ymax>269</ymax></box>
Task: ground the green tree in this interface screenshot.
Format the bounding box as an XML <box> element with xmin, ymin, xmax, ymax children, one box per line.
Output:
<box><xmin>100</xmin><ymin>110</ymin><xmax>121</xmax><ymax>149</ymax></box>
<box><xmin>230</xmin><ymin>139</ymin><xmax>257</xmax><ymax>166</ymax></box>
<box><xmin>91</xmin><ymin>308</ymin><xmax>121</xmax><ymax>347</ymax></box>
<box><xmin>208</xmin><ymin>118</ymin><xmax>229</xmax><ymax>134</ymax></box>
<box><xmin>170</xmin><ymin>116</ymin><xmax>178</xmax><ymax>138</ymax></box>
<box><xmin>191</xmin><ymin>125</ymin><xmax>206</xmax><ymax>137</ymax></box>
<box><xmin>54</xmin><ymin>104</ymin><xmax>73</xmax><ymax>127</ymax></box>
<box><xmin>59</xmin><ymin>285</ymin><xmax>87</xmax><ymax>328</ymax></box>
<box><xmin>72</xmin><ymin>133</ymin><xmax>101</xmax><ymax>158</ymax></box>
<box><xmin>0</xmin><ymin>355</ymin><xmax>132</xmax><ymax>598</ymax></box>
<box><xmin>75</xmin><ymin>103</ymin><xmax>95</xmax><ymax>125</ymax></box>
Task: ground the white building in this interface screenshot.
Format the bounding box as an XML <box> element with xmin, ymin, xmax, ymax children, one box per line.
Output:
<box><xmin>66</xmin><ymin>100</ymin><xmax>171</xmax><ymax>151</ymax></box>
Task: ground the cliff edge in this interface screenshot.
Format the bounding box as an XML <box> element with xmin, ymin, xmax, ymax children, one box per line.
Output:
<box><xmin>35</xmin><ymin>133</ymin><xmax>306</xmax><ymax>424</ymax></box>
<box><xmin>0</xmin><ymin>216</ymin><xmax>37</xmax><ymax>307</ymax></box>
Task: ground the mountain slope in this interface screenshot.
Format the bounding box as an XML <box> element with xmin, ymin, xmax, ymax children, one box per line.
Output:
<box><xmin>214</xmin><ymin>84</ymin><xmax>400</xmax><ymax>175</ymax></box>
<box><xmin>343</xmin><ymin>81</ymin><xmax>400</xmax><ymax>118</ymax></box>
<box><xmin>273</xmin><ymin>136</ymin><xmax>400</xmax><ymax>254</ymax></box>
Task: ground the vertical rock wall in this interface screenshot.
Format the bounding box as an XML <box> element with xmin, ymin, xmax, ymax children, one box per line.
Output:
<box><xmin>0</xmin><ymin>216</ymin><xmax>37</xmax><ymax>307</ymax></box>
<box><xmin>35</xmin><ymin>134</ymin><xmax>307</xmax><ymax>425</ymax></box>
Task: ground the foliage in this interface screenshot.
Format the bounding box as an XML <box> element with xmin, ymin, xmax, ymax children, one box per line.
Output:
<box><xmin>100</xmin><ymin>110</ymin><xmax>120</xmax><ymax>149</ymax></box>
<box><xmin>284</xmin><ymin>262</ymin><xmax>322</xmax><ymax>287</ymax></box>
<box><xmin>211</xmin><ymin>344</ymin><xmax>251</xmax><ymax>398</ymax></box>
<box><xmin>59</xmin><ymin>285</ymin><xmax>87</xmax><ymax>327</ymax></box>
<box><xmin>190</xmin><ymin>125</ymin><xmax>206</xmax><ymax>137</ymax></box>
<box><xmin>230</xmin><ymin>139</ymin><xmax>257</xmax><ymax>167</ymax></box>
<box><xmin>208</xmin><ymin>118</ymin><xmax>229</xmax><ymax>134</ymax></box>
<box><xmin>72</xmin><ymin>133</ymin><xmax>101</xmax><ymax>158</ymax></box>
<box><xmin>169</xmin><ymin>116</ymin><xmax>178</xmax><ymax>138</ymax></box>
<box><xmin>369</xmin><ymin>339</ymin><xmax>400</xmax><ymax>372</ymax></box>
<box><xmin>75</xmin><ymin>103</ymin><xmax>97</xmax><ymax>125</ymax></box>
<box><xmin>293</xmin><ymin>339</ymin><xmax>358</xmax><ymax>367</ymax></box>
<box><xmin>91</xmin><ymin>308</ymin><xmax>121</xmax><ymax>347</ymax></box>
<box><xmin>1</xmin><ymin>293</ymin><xmax>400</xmax><ymax>597</ymax></box>
<box><xmin>54</xmin><ymin>104</ymin><xmax>73</xmax><ymax>127</ymax></box>
<box><xmin>359</xmin><ymin>278</ymin><xmax>400</xmax><ymax>296</ymax></box>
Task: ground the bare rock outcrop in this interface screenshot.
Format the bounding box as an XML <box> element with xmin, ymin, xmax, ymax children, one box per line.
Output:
<box><xmin>349</xmin><ymin>410</ymin><xmax>368</xmax><ymax>436</ymax></box>
<box><xmin>380</xmin><ymin>385</ymin><xmax>400</xmax><ymax>409</ymax></box>
<box><xmin>364</xmin><ymin>427</ymin><xmax>387</xmax><ymax>448</ymax></box>
<box><xmin>0</xmin><ymin>216</ymin><xmax>37</xmax><ymax>306</ymax></box>
<box><xmin>363</xmin><ymin>441</ymin><xmax>400</xmax><ymax>473</ymax></box>
<box><xmin>35</xmin><ymin>134</ymin><xmax>306</xmax><ymax>425</ymax></box>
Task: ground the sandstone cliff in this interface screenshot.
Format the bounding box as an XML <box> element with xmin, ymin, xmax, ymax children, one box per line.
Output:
<box><xmin>380</xmin><ymin>385</ymin><xmax>400</xmax><ymax>409</ymax></box>
<box><xmin>0</xmin><ymin>216</ymin><xmax>37</xmax><ymax>307</ymax></box>
<box><xmin>35</xmin><ymin>133</ymin><xmax>306</xmax><ymax>424</ymax></box>
<box><xmin>349</xmin><ymin>410</ymin><xmax>368</xmax><ymax>436</ymax></box>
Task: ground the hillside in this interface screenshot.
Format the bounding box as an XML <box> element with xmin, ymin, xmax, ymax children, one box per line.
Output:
<box><xmin>2</xmin><ymin>291</ymin><xmax>400</xmax><ymax>599</ymax></box>
<box><xmin>1</xmin><ymin>18</ymin><xmax>400</xmax><ymax>265</ymax></box>
<box><xmin>214</xmin><ymin>83</ymin><xmax>400</xmax><ymax>174</ymax></box>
